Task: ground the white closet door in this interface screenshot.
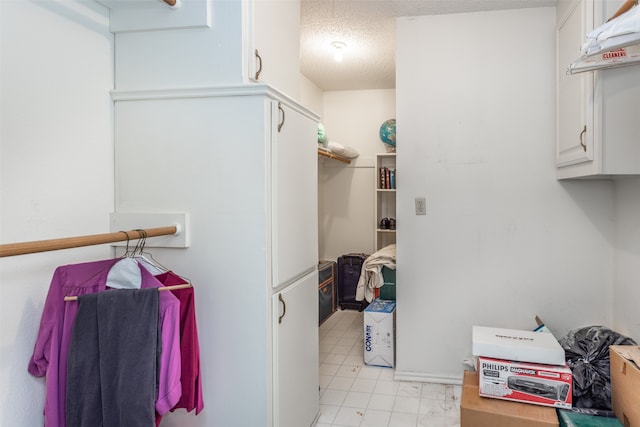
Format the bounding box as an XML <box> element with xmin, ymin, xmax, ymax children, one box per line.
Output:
<box><xmin>272</xmin><ymin>271</ymin><xmax>319</xmax><ymax>427</ymax></box>
<box><xmin>271</xmin><ymin>101</ymin><xmax>318</xmax><ymax>288</ymax></box>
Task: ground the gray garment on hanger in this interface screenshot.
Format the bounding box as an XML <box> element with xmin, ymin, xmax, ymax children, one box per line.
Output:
<box><xmin>66</xmin><ymin>288</ymin><xmax>159</xmax><ymax>427</ymax></box>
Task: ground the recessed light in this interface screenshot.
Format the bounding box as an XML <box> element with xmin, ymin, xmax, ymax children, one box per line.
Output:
<box><xmin>330</xmin><ymin>41</ymin><xmax>347</xmax><ymax>62</ymax></box>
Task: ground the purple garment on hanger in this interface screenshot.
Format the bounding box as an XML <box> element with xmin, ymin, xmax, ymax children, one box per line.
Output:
<box><xmin>155</xmin><ymin>272</ymin><xmax>204</xmax><ymax>426</ymax></box>
<box><xmin>28</xmin><ymin>258</ymin><xmax>181</xmax><ymax>427</ymax></box>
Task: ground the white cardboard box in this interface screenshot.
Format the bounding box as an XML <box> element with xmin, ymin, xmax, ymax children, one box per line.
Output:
<box><xmin>364</xmin><ymin>300</ymin><xmax>396</xmax><ymax>367</ymax></box>
<box><xmin>478</xmin><ymin>356</ymin><xmax>573</xmax><ymax>409</ymax></box>
<box><xmin>472</xmin><ymin>326</ymin><xmax>566</xmax><ymax>366</ymax></box>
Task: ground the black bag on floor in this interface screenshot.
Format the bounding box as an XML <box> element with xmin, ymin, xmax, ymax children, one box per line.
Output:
<box><xmin>336</xmin><ymin>253</ymin><xmax>369</xmax><ymax>311</ymax></box>
<box><xmin>559</xmin><ymin>326</ymin><xmax>637</xmax><ymax>410</ymax></box>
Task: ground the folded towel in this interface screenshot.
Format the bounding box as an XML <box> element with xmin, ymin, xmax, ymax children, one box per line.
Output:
<box><xmin>356</xmin><ymin>244</ymin><xmax>396</xmax><ymax>302</ymax></box>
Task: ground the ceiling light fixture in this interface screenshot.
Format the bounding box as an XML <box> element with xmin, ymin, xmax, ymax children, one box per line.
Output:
<box><xmin>331</xmin><ymin>41</ymin><xmax>347</xmax><ymax>62</ymax></box>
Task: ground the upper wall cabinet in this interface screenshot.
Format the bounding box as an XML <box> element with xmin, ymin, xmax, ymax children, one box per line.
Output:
<box><xmin>109</xmin><ymin>0</ymin><xmax>210</xmax><ymax>33</ymax></box>
<box><xmin>248</xmin><ymin>1</ymin><xmax>302</xmax><ymax>100</ymax></box>
<box><xmin>556</xmin><ymin>0</ymin><xmax>640</xmax><ymax>179</ymax></box>
<box><xmin>113</xmin><ymin>0</ymin><xmax>302</xmax><ymax>100</ymax></box>
<box><xmin>556</xmin><ymin>0</ymin><xmax>594</xmax><ymax>169</ymax></box>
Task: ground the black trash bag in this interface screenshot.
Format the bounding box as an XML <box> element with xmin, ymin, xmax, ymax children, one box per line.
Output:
<box><xmin>559</xmin><ymin>326</ymin><xmax>637</xmax><ymax>410</ymax></box>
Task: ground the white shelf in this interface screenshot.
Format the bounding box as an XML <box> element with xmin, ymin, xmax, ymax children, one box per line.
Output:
<box><xmin>375</xmin><ymin>153</ymin><xmax>396</xmax><ymax>251</ymax></box>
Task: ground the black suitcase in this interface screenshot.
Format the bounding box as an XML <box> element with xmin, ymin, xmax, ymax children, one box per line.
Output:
<box><xmin>337</xmin><ymin>253</ymin><xmax>369</xmax><ymax>311</ymax></box>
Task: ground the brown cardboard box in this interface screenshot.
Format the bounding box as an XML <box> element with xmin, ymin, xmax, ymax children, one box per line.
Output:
<box><xmin>461</xmin><ymin>371</ymin><xmax>559</xmax><ymax>427</ymax></box>
<box><xmin>610</xmin><ymin>346</ymin><xmax>640</xmax><ymax>427</ymax></box>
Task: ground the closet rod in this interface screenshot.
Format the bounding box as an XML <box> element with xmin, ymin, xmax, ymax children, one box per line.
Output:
<box><xmin>317</xmin><ymin>149</ymin><xmax>352</xmax><ymax>164</ymax></box>
<box><xmin>63</xmin><ymin>283</ymin><xmax>192</xmax><ymax>301</ymax></box>
<box><xmin>0</xmin><ymin>226</ymin><xmax>178</xmax><ymax>258</ymax></box>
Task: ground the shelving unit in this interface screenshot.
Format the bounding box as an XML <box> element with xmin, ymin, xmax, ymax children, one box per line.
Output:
<box><xmin>375</xmin><ymin>153</ymin><xmax>396</xmax><ymax>251</ymax></box>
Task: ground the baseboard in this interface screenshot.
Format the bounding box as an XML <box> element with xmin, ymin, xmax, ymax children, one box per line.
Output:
<box><xmin>393</xmin><ymin>369</ymin><xmax>464</xmax><ymax>386</ymax></box>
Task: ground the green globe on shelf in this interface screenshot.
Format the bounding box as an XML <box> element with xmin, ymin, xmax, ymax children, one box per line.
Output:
<box><xmin>379</xmin><ymin>119</ymin><xmax>396</xmax><ymax>152</ymax></box>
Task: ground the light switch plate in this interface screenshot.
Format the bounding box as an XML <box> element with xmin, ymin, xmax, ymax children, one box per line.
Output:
<box><xmin>415</xmin><ymin>197</ymin><xmax>426</xmax><ymax>215</ymax></box>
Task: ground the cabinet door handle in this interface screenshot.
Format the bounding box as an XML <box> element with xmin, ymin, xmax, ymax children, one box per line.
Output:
<box><xmin>254</xmin><ymin>49</ymin><xmax>262</xmax><ymax>80</ymax></box>
<box><xmin>579</xmin><ymin>125</ymin><xmax>587</xmax><ymax>152</ymax></box>
<box><xmin>278</xmin><ymin>293</ymin><xmax>286</xmax><ymax>324</ymax></box>
<box><xmin>277</xmin><ymin>102</ymin><xmax>285</xmax><ymax>133</ymax></box>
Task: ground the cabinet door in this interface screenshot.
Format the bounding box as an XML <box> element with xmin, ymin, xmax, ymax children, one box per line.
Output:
<box><xmin>273</xmin><ymin>271</ymin><xmax>319</xmax><ymax>427</ymax></box>
<box><xmin>271</xmin><ymin>101</ymin><xmax>318</xmax><ymax>288</ymax></box>
<box><xmin>249</xmin><ymin>0</ymin><xmax>301</xmax><ymax>99</ymax></box>
<box><xmin>556</xmin><ymin>0</ymin><xmax>594</xmax><ymax>167</ymax></box>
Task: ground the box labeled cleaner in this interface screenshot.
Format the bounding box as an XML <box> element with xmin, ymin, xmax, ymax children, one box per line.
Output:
<box><xmin>478</xmin><ymin>356</ymin><xmax>573</xmax><ymax>409</ymax></box>
<box><xmin>364</xmin><ymin>300</ymin><xmax>396</xmax><ymax>367</ymax></box>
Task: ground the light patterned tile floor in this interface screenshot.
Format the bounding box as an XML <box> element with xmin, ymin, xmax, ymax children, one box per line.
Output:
<box><xmin>317</xmin><ymin>309</ymin><xmax>461</xmax><ymax>427</ymax></box>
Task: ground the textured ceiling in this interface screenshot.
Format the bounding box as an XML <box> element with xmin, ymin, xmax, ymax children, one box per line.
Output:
<box><xmin>300</xmin><ymin>0</ymin><xmax>557</xmax><ymax>91</ymax></box>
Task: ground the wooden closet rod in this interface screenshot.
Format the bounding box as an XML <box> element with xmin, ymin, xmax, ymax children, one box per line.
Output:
<box><xmin>317</xmin><ymin>149</ymin><xmax>352</xmax><ymax>164</ymax></box>
<box><xmin>607</xmin><ymin>0</ymin><xmax>637</xmax><ymax>22</ymax></box>
<box><xmin>63</xmin><ymin>283</ymin><xmax>192</xmax><ymax>301</ymax></box>
<box><xmin>0</xmin><ymin>226</ymin><xmax>178</xmax><ymax>258</ymax></box>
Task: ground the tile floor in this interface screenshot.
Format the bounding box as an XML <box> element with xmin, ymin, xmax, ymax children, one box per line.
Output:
<box><xmin>317</xmin><ymin>309</ymin><xmax>462</xmax><ymax>427</ymax></box>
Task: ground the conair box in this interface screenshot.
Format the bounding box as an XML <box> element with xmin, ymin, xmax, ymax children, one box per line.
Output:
<box><xmin>478</xmin><ymin>356</ymin><xmax>572</xmax><ymax>409</ymax></box>
<box><xmin>363</xmin><ymin>299</ymin><xmax>396</xmax><ymax>367</ymax></box>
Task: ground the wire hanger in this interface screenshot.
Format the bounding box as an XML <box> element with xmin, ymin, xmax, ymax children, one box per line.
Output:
<box><xmin>131</xmin><ymin>229</ymin><xmax>192</xmax><ymax>286</ymax></box>
<box><xmin>130</xmin><ymin>229</ymin><xmax>170</xmax><ymax>275</ymax></box>
<box><xmin>63</xmin><ymin>230</ymin><xmax>191</xmax><ymax>302</ymax></box>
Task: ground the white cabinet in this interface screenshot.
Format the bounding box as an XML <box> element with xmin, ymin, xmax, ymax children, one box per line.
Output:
<box><xmin>272</xmin><ymin>101</ymin><xmax>319</xmax><ymax>288</ymax></box>
<box><xmin>375</xmin><ymin>153</ymin><xmax>396</xmax><ymax>251</ymax></box>
<box><xmin>248</xmin><ymin>0</ymin><xmax>301</xmax><ymax>100</ymax></box>
<box><xmin>113</xmin><ymin>1</ymin><xmax>303</xmax><ymax>100</ymax></box>
<box><xmin>556</xmin><ymin>0</ymin><xmax>640</xmax><ymax>179</ymax></box>
<box><xmin>273</xmin><ymin>271</ymin><xmax>319</xmax><ymax>427</ymax></box>
<box><xmin>113</xmin><ymin>85</ymin><xmax>319</xmax><ymax>427</ymax></box>
<box><xmin>556</xmin><ymin>0</ymin><xmax>595</xmax><ymax>168</ymax></box>
<box><xmin>112</xmin><ymin>2</ymin><xmax>316</xmax><ymax>424</ymax></box>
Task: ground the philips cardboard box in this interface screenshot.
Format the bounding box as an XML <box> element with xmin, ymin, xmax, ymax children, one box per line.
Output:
<box><xmin>478</xmin><ymin>356</ymin><xmax>572</xmax><ymax>409</ymax></box>
<box><xmin>461</xmin><ymin>371</ymin><xmax>559</xmax><ymax>427</ymax></box>
<box><xmin>472</xmin><ymin>325</ymin><xmax>566</xmax><ymax>366</ymax></box>
<box><xmin>364</xmin><ymin>299</ymin><xmax>396</xmax><ymax>368</ymax></box>
<box><xmin>610</xmin><ymin>346</ymin><xmax>640</xmax><ymax>427</ymax></box>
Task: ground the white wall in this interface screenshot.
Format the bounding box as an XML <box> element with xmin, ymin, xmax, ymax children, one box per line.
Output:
<box><xmin>318</xmin><ymin>89</ymin><xmax>395</xmax><ymax>260</ymax></box>
<box><xmin>0</xmin><ymin>1</ymin><xmax>113</xmax><ymax>425</ymax></box>
<box><xmin>396</xmin><ymin>8</ymin><xmax>616</xmax><ymax>383</ymax></box>
<box><xmin>613</xmin><ymin>177</ymin><xmax>640</xmax><ymax>341</ymax></box>
<box><xmin>300</xmin><ymin>74</ymin><xmax>324</xmax><ymax>118</ymax></box>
